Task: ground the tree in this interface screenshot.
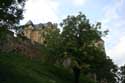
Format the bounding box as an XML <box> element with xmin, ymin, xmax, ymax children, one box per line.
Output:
<box><xmin>0</xmin><ymin>0</ymin><xmax>26</xmax><ymax>29</ymax></box>
<box><xmin>60</xmin><ymin>12</ymin><xmax>110</xmax><ymax>83</ymax></box>
<box><xmin>88</xmin><ymin>55</ymin><xmax>118</xmax><ymax>83</ymax></box>
<box><xmin>120</xmin><ymin>65</ymin><xmax>125</xmax><ymax>83</ymax></box>
<box><xmin>43</xmin><ymin>26</ymin><xmax>63</xmax><ymax>64</ymax></box>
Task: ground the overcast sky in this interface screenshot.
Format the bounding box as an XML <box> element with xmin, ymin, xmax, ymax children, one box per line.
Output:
<box><xmin>21</xmin><ymin>0</ymin><xmax>125</xmax><ymax>66</ymax></box>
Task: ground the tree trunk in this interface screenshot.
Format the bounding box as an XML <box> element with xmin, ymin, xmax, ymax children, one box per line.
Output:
<box><xmin>73</xmin><ymin>67</ymin><xmax>81</xmax><ymax>83</ymax></box>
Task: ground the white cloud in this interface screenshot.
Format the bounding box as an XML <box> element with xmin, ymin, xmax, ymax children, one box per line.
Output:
<box><xmin>102</xmin><ymin>0</ymin><xmax>125</xmax><ymax>66</ymax></box>
<box><xmin>20</xmin><ymin>0</ymin><xmax>60</xmax><ymax>24</ymax></box>
<box><xmin>71</xmin><ymin>0</ymin><xmax>87</xmax><ymax>6</ymax></box>
<box><xmin>106</xmin><ymin>36</ymin><xmax>125</xmax><ymax>66</ymax></box>
<box><xmin>20</xmin><ymin>0</ymin><xmax>89</xmax><ymax>25</ymax></box>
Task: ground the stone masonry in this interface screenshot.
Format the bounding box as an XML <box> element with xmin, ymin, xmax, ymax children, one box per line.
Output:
<box><xmin>20</xmin><ymin>20</ymin><xmax>57</xmax><ymax>44</ymax></box>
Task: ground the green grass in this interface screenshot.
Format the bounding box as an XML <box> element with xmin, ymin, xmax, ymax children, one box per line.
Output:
<box><xmin>0</xmin><ymin>52</ymin><xmax>73</xmax><ymax>83</ymax></box>
<box><xmin>0</xmin><ymin>52</ymin><xmax>95</xmax><ymax>83</ymax></box>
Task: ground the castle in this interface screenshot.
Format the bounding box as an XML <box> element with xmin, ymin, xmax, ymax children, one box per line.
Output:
<box><xmin>19</xmin><ymin>20</ymin><xmax>104</xmax><ymax>51</ymax></box>
<box><xmin>19</xmin><ymin>20</ymin><xmax>57</xmax><ymax>44</ymax></box>
<box><xmin>19</xmin><ymin>20</ymin><xmax>105</xmax><ymax>68</ymax></box>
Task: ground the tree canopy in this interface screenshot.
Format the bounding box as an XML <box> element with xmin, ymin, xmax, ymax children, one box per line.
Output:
<box><xmin>60</xmin><ymin>12</ymin><xmax>114</xmax><ymax>83</ymax></box>
<box><xmin>45</xmin><ymin>12</ymin><xmax>117</xmax><ymax>83</ymax></box>
<box><xmin>0</xmin><ymin>0</ymin><xmax>26</xmax><ymax>29</ymax></box>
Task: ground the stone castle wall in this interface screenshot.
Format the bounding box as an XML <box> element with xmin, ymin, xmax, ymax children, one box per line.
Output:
<box><xmin>21</xmin><ymin>21</ymin><xmax>57</xmax><ymax>44</ymax></box>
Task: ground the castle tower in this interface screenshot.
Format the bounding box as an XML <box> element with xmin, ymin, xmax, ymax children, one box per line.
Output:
<box><xmin>21</xmin><ymin>21</ymin><xmax>57</xmax><ymax>44</ymax></box>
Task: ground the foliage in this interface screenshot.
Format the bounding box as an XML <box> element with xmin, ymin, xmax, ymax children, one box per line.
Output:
<box><xmin>60</xmin><ymin>12</ymin><xmax>110</xmax><ymax>83</ymax></box>
<box><xmin>60</xmin><ymin>12</ymin><xmax>104</xmax><ymax>66</ymax></box>
<box><xmin>44</xmin><ymin>27</ymin><xmax>64</xmax><ymax>64</ymax></box>
<box><xmin>0</xmin><ymin>0</ymin><xmax>26</xmax><ymax>29</ymax></box>
<box><xmin>45</xmin><ymin>12</ymin><xmax>117</xmax><ymax>83</ymax></box>
<box><xmin>120</xmin><ymin>65</ymin><xmax>125</xmax><ymax>83</ymax></box>
<box><xmin>88</xmin><ymin>56</ymin><xmax>118</xmax><ymax>83</ymax></box>
<box><xmin>0</xmin><ymin>28</ymin><xmax>8</xmax><ymax>40</ymax></box>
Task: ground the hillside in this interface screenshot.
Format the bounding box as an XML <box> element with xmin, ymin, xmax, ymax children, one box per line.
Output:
<box><xmin>0</xmin><ymin>52</ymin><xmax>95</xmax><ymax>83</ymax></box>
<box><xmin>0</xmin><ymin>51</ymin><xmax>70</xmax><ymax>83</ymax></box>
<box><xmin>0</xmin><ymin>30</ymin><xmax>95</xmax><ymax>83</ymax></box>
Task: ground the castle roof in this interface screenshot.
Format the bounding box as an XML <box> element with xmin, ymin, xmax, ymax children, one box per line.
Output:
<box><xmin>24</xmin><ymin>21</ymin><xmax>57</xmax><ymax>30</ymax></box>
<box><xmin>25</xmin><ymin>20</ymin><xmax>33</xmax><ymax>26</ymax></box>
<box><xmin>34</xmin><ymin>23</ymin><xmax>44</xmax><ymax>29</ymax></box>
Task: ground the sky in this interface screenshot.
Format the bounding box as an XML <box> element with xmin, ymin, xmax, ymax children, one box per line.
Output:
<box><xmin>21</xmin><ymin>0</ymin><xmax>125</xmax><ymax>66</ymax></box>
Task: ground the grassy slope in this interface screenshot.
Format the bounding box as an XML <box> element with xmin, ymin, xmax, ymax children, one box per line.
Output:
<box><xmin>0</xmin><ymin>52</ymin><xmax>95</xmax><ymax>83</ymax></box>
<box><xmin>0</xmin><ymin>52</ymin><xmax>73</xmax><ymax>83</ymax></box>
